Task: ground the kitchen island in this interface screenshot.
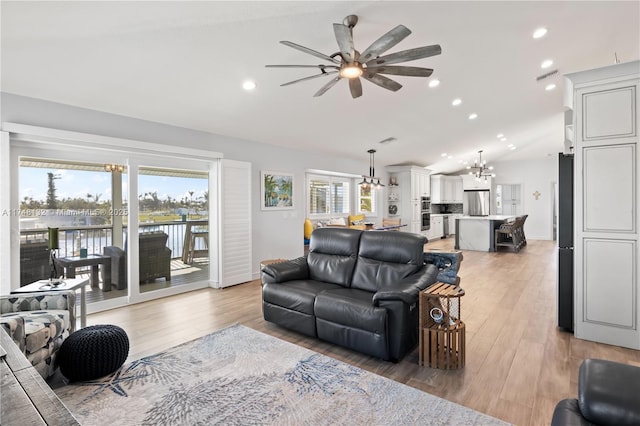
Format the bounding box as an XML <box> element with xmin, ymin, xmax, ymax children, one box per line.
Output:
<box><xmin>454</xmin><ymin>215</ymin><xmax>515</xmax><ymax>252</ymax></box>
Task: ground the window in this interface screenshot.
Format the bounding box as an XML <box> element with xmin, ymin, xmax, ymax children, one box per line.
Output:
<box><xmin>307</xmin><ymin>174</ymin><xmax>350</xmax><ymax>216</ymax></box>
<box><xmin>358</xmin><ymin>184</ymin><xmax>377</xmax><ymax>214</ymax></box>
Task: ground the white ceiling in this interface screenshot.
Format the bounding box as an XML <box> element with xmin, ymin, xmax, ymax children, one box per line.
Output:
<box><xmin>2</xmin><ymin>1</ymin><xmax>639</xmax><ymax>173</ymax></box>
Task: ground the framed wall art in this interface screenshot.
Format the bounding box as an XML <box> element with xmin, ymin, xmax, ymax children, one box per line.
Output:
<box><xmin>261</xmin><ymin>171</ymin><xmax>294</xmax><ymax>210</ymax></box>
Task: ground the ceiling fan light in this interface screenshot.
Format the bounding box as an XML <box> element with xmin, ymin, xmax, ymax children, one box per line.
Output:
<box><xmin>340</xmin><ymin>64</ymin><xmax>363</xmax><ymax>79</ymax></box>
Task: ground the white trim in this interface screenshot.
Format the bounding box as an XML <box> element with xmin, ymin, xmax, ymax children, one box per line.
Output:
<box><xmin>0</xmin><ymin>132</ymin><xmax>12</xmax><ymax>295</ymax></box>
<box><xmin>2</xmin><ymin>122</ymin><xmax>223</xmax><ymax>161</ymax></box>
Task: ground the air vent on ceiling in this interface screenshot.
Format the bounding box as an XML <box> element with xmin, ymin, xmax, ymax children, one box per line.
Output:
<box><xmin>536</xmin><ymin>69</ymin><xmax>559</xmax><ymax>81</ymax></box>
<box><xmin>379</xmin><ymin>137</ymin><xmax>397</xmax><ymax>145</ymax></box>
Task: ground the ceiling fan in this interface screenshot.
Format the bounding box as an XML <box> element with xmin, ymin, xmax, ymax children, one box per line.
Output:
<box><xmin>266</xmin><ymin>15</ymin><xmax>442</xmax><ymax>99</ymax></box>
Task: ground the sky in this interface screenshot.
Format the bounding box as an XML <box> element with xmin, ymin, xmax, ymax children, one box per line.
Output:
<box><xmin>19</xmin><ymin>167</ymin><xmax>208</xmax><ymax>205</ymax></box>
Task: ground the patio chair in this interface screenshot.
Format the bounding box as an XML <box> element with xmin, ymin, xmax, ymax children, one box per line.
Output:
<box><xmin>19</xmin><ymin>240</ymin><xmax>50</xmax><ymax>286</ymax></box>
<box><xmin>103</xmin><ymin>231</ymin><xmax>171</xmax><ymax>290</ymax></box>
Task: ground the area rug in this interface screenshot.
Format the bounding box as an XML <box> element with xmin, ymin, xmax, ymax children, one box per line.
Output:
<box><xmin>54</xmin><ymin>324</ymin><xmax>508</xmax><ymax>425</ymax></box>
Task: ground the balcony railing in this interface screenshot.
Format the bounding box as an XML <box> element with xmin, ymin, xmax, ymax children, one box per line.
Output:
<box><xmin>20</xmin><ymin>220</ymin><xmax>209</xmax><ymax>259</ymax></box>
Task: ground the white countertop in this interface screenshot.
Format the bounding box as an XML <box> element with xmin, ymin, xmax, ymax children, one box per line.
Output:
<box><xmin>456</xmin><ymin>215</ymin><xmax>515</xmax><ymax>221</ymax></box>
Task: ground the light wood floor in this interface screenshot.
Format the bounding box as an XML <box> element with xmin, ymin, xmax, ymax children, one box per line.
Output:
<box><xmin>80</xmin><ymin>238</ymin><xmax>640</xmax><ymax>426</ymax></box>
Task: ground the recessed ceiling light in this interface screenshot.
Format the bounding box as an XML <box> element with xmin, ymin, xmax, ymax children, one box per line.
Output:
<box><xmin>429</xmin><ymin>79</ymin><xmax>440</xmax><ymax>88</ymax></box>
<box><xmin>496</xmin><ymin>133</ymin><xmax>504</xmax><ymax>138</ymax></box>
<box><xmin>452</xmin><ymin>98</ymin><xmax>462</xmax><ymax>106</ymax></box>
<box><xmin>545</xmin><ymin>83</ymin><xmax>557</xmax><ymax>91</ymax></box>
<box><xmin>500</xmin><ymin>137</ymin><xmax>507</xmax><ymax>142</ymax></box>
<box><xmin>541</xmin><ymin>59</ymin><xmax>554</xmax><ymax>69</ymax></box>
<box><xmin>468</xmin><ymin>113</ymin><xmax>478</xmax><ymax>120</ymax></box>
<box><xmin>242</xmin><ymin>80</ymin><xmax>257</xmax><ymax>91</ymax></box>
<box><xmin>510</xmin><ymin>146</ymin><xmax>517</xmax><ymax>150</ymax></box>
<box><xmin>533</xmin><ymin>27</ymin><xmax>547</xmax><ymax>39</ymax></box>
<box><xmin>508</xmin><ymin>144</ymin><xmax>514</xmax><ymax>148</ymax></box>
<box><xmin>447</xmin><ymin>155</ymin><xmax>453</xmax><ymax>159</ymax></box>
<box><xmin>441</xmin><ymin>153</ymin><xmax>448</xmax><ymax>157</ymax></box>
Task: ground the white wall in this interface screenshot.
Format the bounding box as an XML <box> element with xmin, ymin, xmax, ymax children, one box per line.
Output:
<box><xmin>489</xmin><ymin>157</ymin><xmax>558</xmax><ymax>240</ymax></box>
<box><xmin>1</xmin><ymin>93</ymin><xmax>379</xmax><ymax>279</ymax></box>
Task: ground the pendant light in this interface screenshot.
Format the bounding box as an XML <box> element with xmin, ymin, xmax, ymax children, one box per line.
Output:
<box><xmin>359</xmin><ymin>149</ymin><xmax>385</xmax><ymax>189</ymax></box>
<box><xmin>466</xmin><ymin>150</ymin><xmax>496</xmax><ymax>182</ymax></box>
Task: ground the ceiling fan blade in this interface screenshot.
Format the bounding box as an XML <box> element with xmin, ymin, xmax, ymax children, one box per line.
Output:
<box><xmin>349</xmin><ymin>78</ymin><xmax>363</xmax><ymax>98</ymax></box>
<box><xmin>266</xmin><ymin>64</ymin><xmax>339</xmax><ymax>69</ymax></box>
<box><xmin>362</xmin><ymin>73</ymin><xmax>403</xmax><ymax>92</ymax></box>
<box><xmin>365</xmin><ymin>44</ymin><xmax>442</xmax><ymax>66</ymax></box>
<box><xmin>359</xmin><ymin>25</ymin><xmax>412</xmax><ymax>64</ymax></box>
<box><xmin>280</xmin><ymin>71</ymin><xmax>338</xmax><ymax>87</ymax></box>
<box><xmin>280</xmin><ymin>41</ymin><xmax>341</xmax><ymax>64</ymax></box>
<box><xmin>365</xmin><ymin>66</ymin><xmax>433</xmax><ymax>77</ymax></box>
<box><xmin>333</xmin><ymin>23</ymin><xmax>355</xmax><ymax>63</ymax></box>
<box><xmin>313</xmin><ymin>76</ymin><xmax>341</xmax><ymax>97</ymax></box>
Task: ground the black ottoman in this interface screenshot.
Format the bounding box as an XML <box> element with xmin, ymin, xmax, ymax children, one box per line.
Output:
<box><xmin>58</xmin><ymin>324</ymin><xmax>129</xmax><ymax>382</ymax></box>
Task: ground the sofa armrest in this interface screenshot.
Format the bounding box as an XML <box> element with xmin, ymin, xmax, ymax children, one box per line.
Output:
<box><xmin>262</xmin><ymin>257</ymin><xmax>309</xmax><ymax>283</ymax></box>
<box><xmin>373</xmin><ymin>264</ymin><xmax>438</xmax><ymax>305</ymax></box>
<box><xmin>578</xmin><ymin>359</ymin><xmax>640</xmax><ymax>426</ymax></box>
<box><xmin>551</xmin><ymin>399</ymin><xmax>592</xmax><ymax>426</ymax></box>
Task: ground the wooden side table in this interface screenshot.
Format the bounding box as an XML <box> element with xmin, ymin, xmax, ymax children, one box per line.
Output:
<box><xmin>419</xmin><ymin>282</ymin><xmax>466</xmax><ymax>369</ymax></box>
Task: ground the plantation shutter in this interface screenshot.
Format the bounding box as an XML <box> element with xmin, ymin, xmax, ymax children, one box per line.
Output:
<box><xmin>220</xmin><ymin>159</ymin><xmax>252</xmax><ymax>287</ymax></box>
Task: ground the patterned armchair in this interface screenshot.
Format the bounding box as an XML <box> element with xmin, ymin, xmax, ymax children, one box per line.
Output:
<box><xmin>0</xmin><ymin>291</ymin><xmax>76</xmax><ymax>379</ymax></box>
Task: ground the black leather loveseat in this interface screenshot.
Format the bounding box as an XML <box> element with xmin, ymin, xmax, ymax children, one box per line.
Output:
<box><xmin>261</xmin><ymin>227</ymin><xmax>438</xmax><ymax>361</ymax></box>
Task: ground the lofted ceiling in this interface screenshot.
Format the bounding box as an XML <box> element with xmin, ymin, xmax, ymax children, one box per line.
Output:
<box><xmin>1</xmin><ymin>1</ymin><xmax>639</xmax><ymax>173</ymax></box>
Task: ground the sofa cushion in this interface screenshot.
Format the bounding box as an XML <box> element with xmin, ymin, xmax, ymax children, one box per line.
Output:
<box><xmin>263</xmin><ymin>280</ymin><xmax>342</xmax><ymax>315</ymax></box>
<box><xmin>26</xmin><ymin>330</ymin><xmax>68</xmax><ymax>365</ymax></box>
<box><xmin>314</xmin><ymin>288</ymin><xmax>387</xmax><ymax>334</ymax></box>
<box><xmin>25</xmin><ymin>311</ymin><xmax>68</xmax><ymax>352</ymax></box>
<box><xmin>9</xmin><ymin>310</ymin><xmax>69</xmax><ymax>353</ymax></box>
<box><xmin>307</xmin><ymin>228</ymin><xmax>362</xmax><ymax>287</ymax></box>
<box><xmin>351</xmin><ymin>231</ymin><xmax>426</xmax><ymax>293</ymax></box>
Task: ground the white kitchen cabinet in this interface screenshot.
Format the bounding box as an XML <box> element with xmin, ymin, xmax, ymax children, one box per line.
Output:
<box><xmin>387</xmin><ymin>166</ymin><xmax>431</xmax><ymax>234</ymax></box>
<box><xmin>431</xmin><ymin>175</ymin><xmax>463</xmax><ymax>203</ymax></box>
<box><xmin>430</xmin><ymin>175</ymin><xmax>444</xmax><ymax>203</ymax></box>
<box><xmin>427</xmin><ymin>215</ymin><xmax>444</xmax><ymax>241</ymax></box>
<box><xmin>452</xmin><ymin>179</ymin><xmax>463</xmax><ymax>203</ymax></box>
<box><xmin>566</xmin><ymin>60</ymin><xmax>639</xmax><ymax>350</ymax></box>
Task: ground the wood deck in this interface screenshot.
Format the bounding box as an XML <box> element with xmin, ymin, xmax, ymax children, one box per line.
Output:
<box><xmin>83</xmin><ymin>258</ymin><xmax>209</xmax><ymax>304</ymax></box>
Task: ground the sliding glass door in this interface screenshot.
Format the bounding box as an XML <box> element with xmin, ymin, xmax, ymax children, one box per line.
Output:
<box><xmin>136</xmin><ymin>166</ymin><xmax>209</xmax><ymax>294</ymax></box>
<box><xmin>12</xmin><ymin>143</ymin><xmax>216</xmax><ymax>311</ymax></box>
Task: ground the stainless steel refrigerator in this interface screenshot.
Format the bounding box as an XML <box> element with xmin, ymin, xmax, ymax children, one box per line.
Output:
<box><xmin>463</xmin><ymin>190</ymin><xmax>490</xmax><ymax>216</ymax></box>
<box><xmin>558</xmin><ymin>153</ymin><xmax>574</xmax><ymax>331</ymax></box>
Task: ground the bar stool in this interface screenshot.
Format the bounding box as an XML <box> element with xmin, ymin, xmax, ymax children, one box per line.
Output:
<box><xmin>186</xmin><ymin>227</ymin><xmax>208</xmax><ymax>264</ymax></box>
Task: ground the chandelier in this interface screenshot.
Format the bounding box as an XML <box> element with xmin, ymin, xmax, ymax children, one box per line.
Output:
<box><xmin>466</xmin><ymin>150</ymin><xmax>495</xmax><ymax>182</ymax></box>
<box><xmin>359</xmin><ymin>149</ymin><xmax>385</xmax><ymax>189</ymax></box>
